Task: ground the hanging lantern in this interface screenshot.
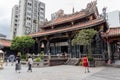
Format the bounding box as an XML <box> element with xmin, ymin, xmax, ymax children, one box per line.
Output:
<box><xmin>41</xmin><ymin>42</ymin><xmax>44</xmax><ymax>48</ymax></box>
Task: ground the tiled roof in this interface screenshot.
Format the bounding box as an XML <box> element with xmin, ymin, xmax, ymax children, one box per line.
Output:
<box><xmin>0</xmin><ymin>39</ymin><xmax>11</xmax><ymax>47</ymax></box>
<box><xmin>42</xmin><ymin>1</ymin><xmax>98</xmax><ymax>28</ymax></box>
<box><xmin>102</xmin><ymin>27</ymin><xmax>120</xmax><ymax>37</ymax></box>
<box><xmin>30</xmin><ymin>18</ymin><xmax>105</xmax><ymax>37</ymax></box>
<box><xmin>43</xmin><ymin>12</ymin><xmax>93</xmax><ymax>27</ymax></box>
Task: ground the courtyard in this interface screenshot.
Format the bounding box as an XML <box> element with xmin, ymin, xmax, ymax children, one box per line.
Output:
<box><xmin>1</xmin><ymin>63</ymin><xmax>120</xmax><ymax>80</ymax></box>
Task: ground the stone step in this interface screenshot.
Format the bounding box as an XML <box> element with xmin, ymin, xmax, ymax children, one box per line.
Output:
<box><xmin>65</xmin><ymin>58</ymin><xmax>80</xmax><ymax>65</ymax></box>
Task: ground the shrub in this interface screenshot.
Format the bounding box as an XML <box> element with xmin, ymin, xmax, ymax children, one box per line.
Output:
<box><xmin>21</xmin><ymin>59</ymin><xmax>26</xmax><ymax>61</ymax></box>
<box><xmin>17</xmin><ymin>52</ymin><xmax>21</xmax><ymax>56</ymax></box>
<box><xmin>34</xmin><ymin>57</ymin><xmax>40</xmax><ymax>62</ymax></box>
<box><xmin>21</xmin><ymin>54</ymin><xmax>26</xmax><ymax>60</ymax></box>
<box><xmin>87</xmin><ymin>55</ymin><xmax>94</xmax><ymax>61</ymax></box>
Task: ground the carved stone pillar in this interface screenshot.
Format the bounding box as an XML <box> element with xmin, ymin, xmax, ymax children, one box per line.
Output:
<box><xmin>37</xmin><ymin>40</ymin><xmax>41</xmax><ymax>53</ymax></box>
<box><xmin>46</xmin><ymin>39</ymin><xmax>50</xmax><ymax>54</ymax></box>
<box><xmin>68</xmin><ymin>35</ymin><xmax>72</xmax><ymax>58</ymax></box>
<box><xmin>107</xmin><ymin>42</ymin><xmax>111</xmax><ymax>64</ymax></box>
<box><xmin>54</xmin><ymin>43</ymin><xmax>56</xmax><ymax>55</ymax></box>
<box><xmin>43</xmin><ymin>41</ymin><xmax>47</xmax><ymax>54</ymax></box>
<box><xmin>40</xmin><ymin>42</ymin><xmax>42</xmax><ymax>53</ymax></box>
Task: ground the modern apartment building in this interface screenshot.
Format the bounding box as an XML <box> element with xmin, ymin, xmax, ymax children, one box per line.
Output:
<box><xmin>106</xmin><ymin>10</ymin><xmax>120</xmax><ymax>27</ymax></box>
<box><xmin>10</xmin><ymin>0</ymin><xmax>45</xmax><ymax>39</ymax></box>
<box><xmin>10</xmin><ymin>5</ymin><xmax>19</xmax><ymax>39</ymax></box>
<box><xmin>51</xmin><ymin>9</ymin><xmax>64</xmax><ymax>20</ymax></box>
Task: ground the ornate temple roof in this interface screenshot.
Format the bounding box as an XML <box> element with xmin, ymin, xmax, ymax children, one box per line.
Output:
<box><xmin>42</xmin><ymin>1</ymin><xmax>98</xmax><ymax>28</ymax></box>
<box><xmin>43</xmin><ymin>12</ymin><xmax>90</xmax><ymax>28</ymax></box>
<box><xmin>102</xmin><ymin>27</ymin><xmax>120</xmax><ymax>37</ymax></box>
<box><xmin>30</xmin><ymin>18</ymin><xmax>105</xmax><ymax>37</ymax></box>
<box><xmin>0</xmin><ymin>39</ymin><xmax>11</xmax><ymax>47</ymax></box>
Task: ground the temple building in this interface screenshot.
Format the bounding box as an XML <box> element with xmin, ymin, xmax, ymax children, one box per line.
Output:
<box><xmin>102</xmin><ymin>27</ymin><xmax>120</xmax><ymax>63</ymax></box>
<box><xmin>0</xmin><ymin>33</ymin><xmax>13</xmax><ymax>56</ymax></box>
<box><xmin>29</xmin><ymin>1</ymin><xmax>111</xmax><ymax>66</ymax></box>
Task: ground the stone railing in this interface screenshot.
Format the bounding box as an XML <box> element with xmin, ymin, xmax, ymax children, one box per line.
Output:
<box><xmin>65</xmin><ymin>58</ymin><xmax>80</xmax><ymax>65</ymax></box>
<box><xmin>43</xmin><ymin>54</ymin><xmax>70</xmax><ymax>60</ymax></box>
<box><xmin>21</xmin><ymin>61</ymin><xmax>44</xmax><ymax>67</ymax></box>
<box><xmin>80</xmin><ymin>54</ymin><xmax>105</xmax><ymax>66</ymax></box>
<box><xmin>81</xmin><ymin>54</ymin><xmax>104</xmax><ymax>60</ymax></box>
<box><xmin>43</xmin><ymin>54</ymin><xmax>70</xmax><ymax>66</ymax></box>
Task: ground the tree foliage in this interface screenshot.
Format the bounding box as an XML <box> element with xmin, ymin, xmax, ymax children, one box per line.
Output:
<box><xmin>72</xmin><ymin>29</ymin><xmax>97</xmax><ymax>55</ymax></box>
<box><xmin>10</xmin><ymin>36</ymin><xmax>35</xmax><ymax>53</ymax></box>
<box><xmin>72</xmin><ymin>29</ymin><xmax>97</xmax><ymax>46</ymax></box>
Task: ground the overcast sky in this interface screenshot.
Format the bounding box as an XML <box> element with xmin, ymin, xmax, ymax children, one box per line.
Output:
<box><xmin>0</xmin><ymin>0</ymin><xmax>120</xmax><ymax>39</ymax></box>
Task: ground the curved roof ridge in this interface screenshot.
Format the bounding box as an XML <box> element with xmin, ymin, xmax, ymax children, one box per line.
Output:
<box><xmin>109</xmin><ymin>26</ymin><xmax>120</xmax><ymax>29</ymax></box>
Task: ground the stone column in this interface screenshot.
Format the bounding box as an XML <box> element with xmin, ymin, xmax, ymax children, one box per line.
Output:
<box><xmin>46</xmin><ymin>39</ymin><xmax>50</xmax><ymax>54</ymax></box>
<box><xmin>107</xmin><ymin>42</ymin><xmax>111</xmax><ymax>64</ymax></box>
<box><xmin>43</xmin><ymin>41</ymin><xmax>47</xmax><ymax>54</ymax></box>
<box><xmin>53</xmin><ymin>43</ymin><xmax>56</xmax><ymax>55</ymax></box>
<box><xmin>68</xmin><ymin>37</ymin><xmax>72</xmax><ymax>58</ymax></box>
<box><xmin>46</xmin><ymin>39</ymin><xmax>51</xmax><ymax>60</ymax></box>
<box><xmin>37</xmin><ymin>40</ymin><xmax>41</xmax><ymax>53</ymax></box>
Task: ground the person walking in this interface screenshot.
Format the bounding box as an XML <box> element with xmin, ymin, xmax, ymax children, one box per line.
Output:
<box><xmin>4</xmin><ymin>56</ymin><xmax>9</xmax><ymax>66</ymax></box>
<box><xmin>27</xmin><ymin>56</ymin><xmax>33</xmax><ymax>72</ymax></box>
<box><xmin>9</xmin><ymin>54</ymin><xmax>15</xmax><ymax>66</ymax></box>
<box><xmin>15</xmin><ymin>56</ymin><xmax>21</xmax><ymax>73</ymax></box>
<box><xmin>82</xmin><ymin>55</ymin><xmax>90</xmax><ymax>73</ymax></box>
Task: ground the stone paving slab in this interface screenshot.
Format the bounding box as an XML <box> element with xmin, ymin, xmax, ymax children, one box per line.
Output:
<box><xmin>84</xmin><ymin>67</ymin><xmax>120</xmax><ymax>80</ymax></box>
<box><xmin>0</xmin><ymin>63</ymin><xmax>104</xmax><ymax>80</ymax></box>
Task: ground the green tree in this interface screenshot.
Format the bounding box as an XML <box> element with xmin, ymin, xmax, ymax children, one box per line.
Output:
<box><xmin>72</xmin><ymin>29</ymin><xmax>97</xmax><ymax>56</ymax></box>
<box><xmin>11</xmin><ymin>36</ymin><xmax>35</xmax><ymax>53</ymax></box>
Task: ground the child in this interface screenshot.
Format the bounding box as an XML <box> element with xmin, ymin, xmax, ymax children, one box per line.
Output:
<box><xmin>82</xmin><ymin>55</ymin><xmax>90</xmax><ymax>73</ymax></box>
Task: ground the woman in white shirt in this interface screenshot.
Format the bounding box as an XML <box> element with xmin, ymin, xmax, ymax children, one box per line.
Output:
<box><xmin>27</xmin><ymin>56</ymin><xmax>33</xmax><ymax>72</ymax></box>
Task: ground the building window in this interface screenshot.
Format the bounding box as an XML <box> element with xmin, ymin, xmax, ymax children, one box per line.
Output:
<box><xmin>15</xmin><ymin>19</ymin><xmax>17</xmax><ymax>22</ymax></box>
<box><xmin>40</xmin><ymin>7</ymin><xmax>44</xmax><ymax>11</ymax></box>
<box><xmin>40</xmin><ymin>15</ymin><xmax>44</xmax><ymax>19</ymax></box>
<box><xmin>25</xmin><ymin>28</ymin><xmax>31</xmax><ymax>34</ymax></box>
<box><xmin>14</xmin><ymin>32</ymin><xmax>16</xmax><ymax>36</ymax></box>
<box><xmin>28</xmin><ymin>3</ymin><xmax>32</xmax><ymax>6</ymax></box>
<box><xmin>27</xmin><ymin>17</ymin><xmax>31</xmax><ymax>20</ymax></box>
<box><xmin>40</xmin><ymin>2</ymin><xmax>45</xmax><ymax>8</ymax></box>
<box><xmin>14</xmin><ymin>28</ymin><xmax>17</xmax><ymax>31</ymax></box>
<box><xmin>34</xmin><ymin>2</ymin><xmax>37</xmax><ymax>7</ymax></box>
<box><xmin>15</xmin><ymin>15</ymin><xmax>18</xmax><ymax>18</ymax></box>
<box><xmin>14</xmin><ymin>24</ymin><xmax>17</xmax><ymax>26</ymax></box>
<box><xmin>40</xmin><ymin>11</ymin><xmax>44</xmax><ymax>15</ymax></box>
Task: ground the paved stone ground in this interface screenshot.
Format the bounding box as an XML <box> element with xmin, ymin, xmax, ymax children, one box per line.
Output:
<box><xmin>1</xmin><ymin>63</ymin><xmax>120</xmax><ymax>80</ymax></box>
<box><xmin>85</xmin><ymin>67</ymin><xmax>120</xmax><ymax>80</ymax></box>
<box><xmin>114</xmin><ymin>60</ymin><xmax>120</xmax><ymax>65</ymax></box>
<box><xmin>0</xmin><ymin>63</ymin><xmax>104</xmax><ymax>80</ymax></box>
